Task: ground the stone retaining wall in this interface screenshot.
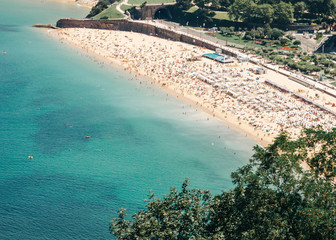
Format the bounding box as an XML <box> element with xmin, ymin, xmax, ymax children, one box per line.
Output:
<box><xmin>56</xmin><ymin>19</ymin><xmax>235</xmax><ymax>56</ymax></box>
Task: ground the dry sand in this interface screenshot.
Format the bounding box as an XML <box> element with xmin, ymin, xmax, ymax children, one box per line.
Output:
<box><xmin>49</xmin><ymin>28</ymin><xmax>336</xmax><ymax>147</ymax></box>
<box><xmin>48</xmin><ymin>0</ymin><xmax>97</xmax><ymax>7</ymax></box>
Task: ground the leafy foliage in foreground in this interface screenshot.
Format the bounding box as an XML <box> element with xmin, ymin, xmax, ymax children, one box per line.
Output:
<box><xmin>110</xmin><ymin>127</ymin><xmax>336</xmax><ymax>239</ymax></box>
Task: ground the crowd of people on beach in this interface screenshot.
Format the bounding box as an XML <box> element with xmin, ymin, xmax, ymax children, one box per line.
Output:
<box><xmin>55</xmin><ymin>28</ymin><xmax>336</xmax><ymax>143</ymax></box>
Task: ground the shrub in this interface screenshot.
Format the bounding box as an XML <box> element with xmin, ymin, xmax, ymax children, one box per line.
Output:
<box><xmin>293</xmin><ymin>40</ymin><xmax>301</xmax><ymax>45</ymax></box>
<box><xmin>320</xmin><ymin>60</ymin><xmax>335</xmax><ymax>68</ymax></box>
<box><xmin>271</xmin><ymin>28</ymin><xmax>284</xmax><ymax>40</ymax></box>
<box><xmin>298</xmin><ymin>62</ymin><xmax>322</xmax><ymax>72</ymax></box>
<box><xmin>220</xmin><ymin>27</ymin><xmax>234</xmax><ymax>36</ymax></box>
<box><xmin>300</xmin><ymin>56</ymin><xmax>309</xmax><ymax>61</ymax></box>
<box><xmin>280</xmin><ymin>38</ymin><xmax>290</xmax><ymax>45</ymax></box>
<box><xmin>274</xmin><ymin>40</ymin><xmax>281</xmax><ymax>45</ymax></box>
<box><xmin>288</xmin><ymin>61</ymin><xmax>298</xmax><ymax>69</ymax></box>
<box><xmin>244</xmin><ymin>35</ymin><xmax>252</xmax><ymax>41</ymax></box>
<box><xmin>262</xmin><ymin>39</ymin><xmax>270</xmax><ymax>45</ymax></box>
<box><xmin>286</xmin><ymin>34</ymin><xmax>294</xmax><ymax>40</ymax></box>
<box><xmin>315</xmin><ymin>32</ymin><xmax>323</xmax><ymax>39</ymax></box>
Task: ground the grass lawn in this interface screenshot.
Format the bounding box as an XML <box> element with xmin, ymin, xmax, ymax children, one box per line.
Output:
<box><xmin>120</xmin><ymin>4</ymin><xmax>134</xmax><ymax>11</ymax></box>
<box><xmin>212</xmin><ymin>33</ymin><xmax>266</xmax><ymax>48</ymax></box>
<box><xmin>127</xmin><ymin>0</ymin><xmax>175</xmax><ymax>5</ymax></box>
<box><xmin>92</xmin><ymin>5</ymin><xmax>124</xmax><ymax>19</ymax></box>
<box><xmin>212</xmin><ymin>11</ymin><xmax>231</xmax><ymax>20</ymax></box>
<box><xmin>185</xmin><ymin>6</ymin><xmax>198</xmax><ymax>13</ymax></box>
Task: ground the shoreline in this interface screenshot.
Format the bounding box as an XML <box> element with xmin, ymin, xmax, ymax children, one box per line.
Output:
<box><xmin>48</xmin><ymin>27</ymin><xmax>336</xmax><ymax>148</ymax></box>
<box><xmin>48</xmin><ymin>0</ymin><xmax>96</xmax><ymax>7</ymax></box>
<box><xmin>49</xmin><ymin>28</ymin><xmax>273</xmax><ymax>147</ymax></box>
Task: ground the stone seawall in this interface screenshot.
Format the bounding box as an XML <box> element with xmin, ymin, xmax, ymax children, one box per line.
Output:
<box><xmin>56</xmin><ymin>19</ymin><xmax>236</xmax><ymax>57</ymax></box>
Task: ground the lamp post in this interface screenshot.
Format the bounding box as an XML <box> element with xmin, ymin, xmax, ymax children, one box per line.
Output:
<box><xmin>186</xmin><ymin>21</ymin><xmax>188</xmax><ymax>35</ymax></box>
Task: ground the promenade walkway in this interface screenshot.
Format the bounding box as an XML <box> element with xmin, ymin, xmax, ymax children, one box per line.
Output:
<box><xmin>136</xmin><ymin>19</ymin><xmax>336</xmax><ymax>100</ymax></box>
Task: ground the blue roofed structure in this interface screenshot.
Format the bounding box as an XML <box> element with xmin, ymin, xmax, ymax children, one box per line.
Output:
<box><xmin>297</xmin><ymin>29</ymin><xmax>314</xmax><ymax>34</ymax></box>
<box><xmin>203</xmin><ymin>53</ymin><xmax>234</xmax><ymax>63</ymax></box>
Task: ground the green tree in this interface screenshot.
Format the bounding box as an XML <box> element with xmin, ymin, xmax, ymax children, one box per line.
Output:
<box><xmin>273</xmin><ymin>2</ymin><xmax>294</xmax><ymax>25</ymax></box>
<box><xmin>307</xmin><ymin>0</ymin><xmax>336</xmax><ymax>17</ymax></box>
<box><xmin>110</xmin><ymin>179</ymin><xmax>214</xmax><ymax>239</ymax></box>
<box><xmin>255</xmin><ymin>4</ymin><xmax>274</xmax><ymax>24</ymax></box>
<box><xmin>194</xmin><ymin>0</ymin><xmax>211</xmax><ymax>9</ymax></box>
<box><xmin>210</xmin><ymin>131</ymin><xmax>336</xmax><ymax>239</ymax></box>
<box><xmin>219</xmin><ymin>0</ymin><xmax>235</xmax><ymax>9</ymax></box>
<box><xmin>211</xmin><ymin>0</ymin><xmax>220</xmax><ymax>9</ymax></box>
<box><xmin>294</xmin><ymin>1</ymin><xmax>306</xmax><ymax>19</ymax></box>
<box><xmin>175</xmin><ymin>0</ymin><xmax>192</xmax><ymax>10</ymax></box>
<box><xmin>228</xmin><ymin>0</ymin><xmax>255</xmax><ymax>22</ymax></box>
<box><xmin>301</xmin><ymin>126</ymin><xmax>336</xmax><ymax>178</ymax></box>
<box><xmin>257</xmin><ymin>0</ymin><xmax>278</xmax><ymax>5</ymax></box>
<box><xmin>271</xmin><ymin>28</ymin><xmax>284</xmax><ymax>40</ymax></box>
<box><xmin>264</xmin><ymin>23</ymin><xmax>272</xmax><ymax>38</ymax></box>
<box><xmin>110</xmin><ymin>127</ymin><xmax>336</xmax><ymax>239</ymax></box>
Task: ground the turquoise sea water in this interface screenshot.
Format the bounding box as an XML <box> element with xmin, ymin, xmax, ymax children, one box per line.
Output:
<box><xmin>0</xmin><ymin>0</ymin><xmax>257</xmax><ymax>239</ymax></box>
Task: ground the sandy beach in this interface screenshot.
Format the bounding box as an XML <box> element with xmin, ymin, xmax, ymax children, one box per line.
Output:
<box><xmin>48</xmin><ymin>0</ymin><xmax>97</xmax><ymax>7</ymax></box>
<box><xmin>50</xmin><ymin>28</ymin><xmax>336</xmax><ymax>147</ymax></box>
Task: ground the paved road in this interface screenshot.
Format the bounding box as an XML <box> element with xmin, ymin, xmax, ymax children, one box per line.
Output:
<box><xmin>293</xmin><ymin>33</ymin><xmax>319</xmax><ymax>52</ymax></box>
